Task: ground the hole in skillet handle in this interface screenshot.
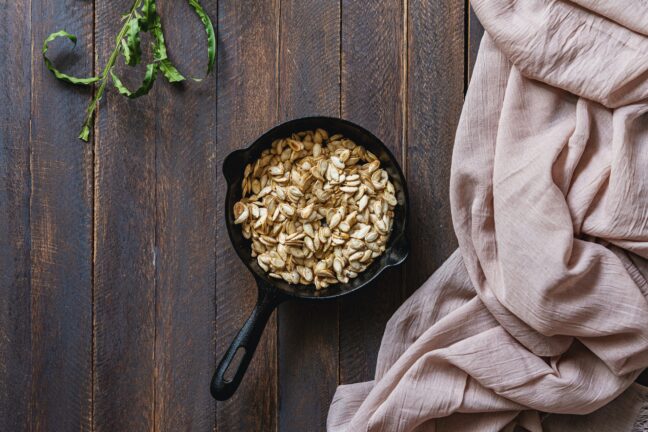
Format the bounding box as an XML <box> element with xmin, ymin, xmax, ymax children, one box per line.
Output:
<box><xmin>223</xmin><ymin>347</ymin><xmax>246</xmax><ymax>383</ymax></box>
<box><xmin>211</xmin><ymin>279</ymin><xmax>286</xmax><ymax>401</ymax></box>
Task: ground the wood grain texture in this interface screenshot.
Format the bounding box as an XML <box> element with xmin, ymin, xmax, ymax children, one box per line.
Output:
<box><xmin>468</xmin><ymin>2</ymin><xmax>485</xmax><ymax>82</ymax></box>
<box><xmin>93</xmin><ymin>1</ymin><xmax>156</xmax><ymax>430</ymax></box>
<box><xmin>0</xmin><ymin>1</ymin><xmax>488</xmax><ymax>431</ymax></box>
<box><xmin>29</xmin><ymin>0</ymin><xmax>94</xmax><ymax>430</ymax></box>
<box><xmin>153</xmin><ymin>1</ymin><xmax>217</xmax><ymax>431</ymax></box>
<box><xmin>339</xmin><ymin>0</ymin><xmax>405</xmax><ymax>384</ymax></box>
<box><xmin>0</xmin><ymin>1</ymin><xmax>31</xmax><ymax>431</ymax></box>
<box><xmin>278</xmin><ymin>1</ymin><xmax>341</xmax><ymax>431</ymax></box>
<box><xmin>405</xmin><ymin>0</ymin><xmax>464</xmax><ymax>296</ymax></box>
<box><xmin>216</xmin><ymin>0</ymin><xmax>280</xmax><ymax>431</ymax></box>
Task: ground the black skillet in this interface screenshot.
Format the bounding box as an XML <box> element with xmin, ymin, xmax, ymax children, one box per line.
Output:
<box><xmin>211</xmin><ymin>116</ymin><xmax>409</xmax><ymax>401</ymax></box>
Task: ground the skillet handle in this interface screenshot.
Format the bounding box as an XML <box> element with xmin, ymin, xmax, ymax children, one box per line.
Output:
<box><xmin>211</xmin><ymin>282</ymin><xmax>286</xmax><ymax>400</ymax></box>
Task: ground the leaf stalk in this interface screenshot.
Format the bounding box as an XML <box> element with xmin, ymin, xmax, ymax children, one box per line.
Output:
<box><xmin>79</xmin><ymin>0</ymin><xmax>143</xmax><ymax>141</ymax></box>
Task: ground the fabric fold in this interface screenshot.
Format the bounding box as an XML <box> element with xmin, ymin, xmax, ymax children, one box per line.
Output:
<box><xmin>471</xmin><ymin>0</ymin><xmax>648</xmax><ymax>108</ymax></box>
<box><xmin>327</xmin><ymin>1</ymin><xmax>648</xmax><ymax>430</ymax></box>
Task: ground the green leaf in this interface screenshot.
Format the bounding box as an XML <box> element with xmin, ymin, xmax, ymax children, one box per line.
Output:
<box><xmin>187</xmin><ymin>0</ymin><xmax>216</xmax><ymax>76</ymax></box>
<box><xmin>110</xmin><ymin>63</ymin><xmax>159</xmax><ymax>98</ymax></box>
<box><xmin>78</xmin><ymin>124</ymin><xmax>91</xmax><ymax>141</ymax></box>
<box><xmin>121</xmin><ymin>18</ymin><xmax>142</xmax><ymax>66</ymax></box>
<box><xmin>140</xmin><ymin>0</ymin><xmax>157</xmax><ymax>31</ymax></box>
<box><xmin>150</xmin><ymin>25</ymin><xmax>168</xmax><ymax>61</ymax></box>
<box><xmin>43</xmin><ymin>0</ymin><xmax>217</xmax><ymax>141</ymax></box>
<box><xmin>149</xmin><ymin>12</ymin><xmax>187</xmax><ymax>83</ymax></box>
<box><xmin>159</xmin><ymin>59</ymin><xmax>185</xmax><ymax>83</ymax></box>
<box><xmin>42</xmin><ymin>30</ymin><xmax>99</xmax><ymax>85</ymax></box>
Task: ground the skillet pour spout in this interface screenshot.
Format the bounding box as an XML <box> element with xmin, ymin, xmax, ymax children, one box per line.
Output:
<box><xmin>211</xmin><ymin>116</ymin><xmax>409</xmax><ymax>400</ymax></box>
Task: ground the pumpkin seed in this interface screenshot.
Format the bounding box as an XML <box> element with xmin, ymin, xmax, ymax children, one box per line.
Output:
<box><xmin>233</xmin><ymin>129</ymin><xmax>396</xmax><ymax>287</ymax></box>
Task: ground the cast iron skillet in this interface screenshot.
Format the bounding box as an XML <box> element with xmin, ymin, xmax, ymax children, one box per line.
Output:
<box><xmin>211</xmin><ymin>116</ymin><xmax>409</xmax><ymax>401</ymax></box>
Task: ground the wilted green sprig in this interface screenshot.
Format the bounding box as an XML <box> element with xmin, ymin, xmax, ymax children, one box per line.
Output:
<box><xmin>42</xmin><ymin>0</ymin><xmax>216</xmax><ymax>141</ymax></box>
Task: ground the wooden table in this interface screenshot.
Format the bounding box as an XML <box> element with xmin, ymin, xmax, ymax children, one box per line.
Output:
<box><xmin>0</xmin><ymin>1</ymin><xmax>484</xmax><ymax>430</ymax></box>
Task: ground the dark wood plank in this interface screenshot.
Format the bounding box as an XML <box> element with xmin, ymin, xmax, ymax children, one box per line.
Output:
<box><xmin>468</xmin><ymin>2</ymin><xmax>485</xmax><ymax>82</ymax></box>
<box><xmin>30</xmin><ymin>0</ymin><xmax>94</xmax><ymax>430</ymax></box>
<box><xmin>339</xmin><ymin>0</ymin><xmax>405</xmax><ymax>384</ymax></box>
<box><xmin>405</xmin><ymin>0</ymin><xmax>464</xmax><ymax>295</ymax></box>
<box><xmin>154</xmin><ymin>2</ymin><xmax>217</xmax><ymax>431</ymax></box>
<box><xmin>216</xmin><ymin>0</ymin><xmax>280</xmax><ymax>431</ymax></box>
<box><xmin>277</xmin><ymin>1</ymin><xmax>340</xmax><ymax>431</ymax></box>
<box><xmin>93</xmin><ymin>1</ymin><xmax>156</xmax><ymax>431</ymax></box>
<box><xmin>0</xmin><ymin>1</ymin><xmax>31</xmax><ymax>431</ymax></box>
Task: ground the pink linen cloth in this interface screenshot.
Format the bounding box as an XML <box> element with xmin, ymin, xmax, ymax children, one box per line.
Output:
<box><xmin>327</xmin><ymin>1</ymin><xmax>648</xmax><ymax>430</ymax></box>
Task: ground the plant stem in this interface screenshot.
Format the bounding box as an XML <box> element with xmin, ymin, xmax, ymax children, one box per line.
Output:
<box><xmin>78</xmin><ymin>0</ymin><xmax>143</xmax><ymax>140</ymax></box>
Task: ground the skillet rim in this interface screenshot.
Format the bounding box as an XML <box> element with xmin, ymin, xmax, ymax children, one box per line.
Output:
<box><xmin>223</xmin><ymin>116</ymin><xmax>409</xmax><ymax>300</ymax></box>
